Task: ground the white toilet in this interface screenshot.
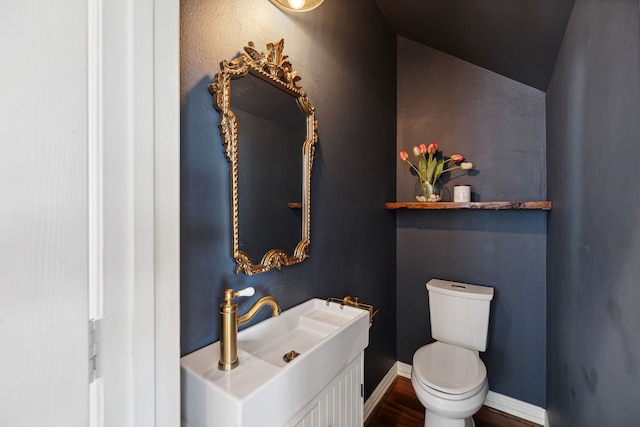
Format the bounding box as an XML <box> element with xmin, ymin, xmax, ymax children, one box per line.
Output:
<box><xmin>411</xmin><ymin>278</ymin><xmax>494</xmax><ymax>427</ymax></box>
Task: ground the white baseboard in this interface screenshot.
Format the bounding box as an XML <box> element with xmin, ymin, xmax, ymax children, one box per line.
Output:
<box><xmin>484</xmin><ymin>390</ymin><xmax>546</xmax><ymax>425</ymax></box>
<box><xmin>397</xmin><ymin>361</ymin><xmax>412</xmax><ymax>378</ymax></box>
<box><xmin>363</xmin><ymin>361</ymin><xmax>399</xmax><ymax>421</ymax></box>
<box><xmin>366</xmin><ymin>361</ymin><xmax>547</xmax><ymax>426</ymax></box>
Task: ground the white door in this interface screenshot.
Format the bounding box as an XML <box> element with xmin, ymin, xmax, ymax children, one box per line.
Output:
<box><xmin>0</xmin><ymin>1</ymin><xmax>180</xmax><ymax>426</ymax></box>
<box><xmin>0</xmin><ymin>1</ymin><xmax>91</xmax><ymax>425</ymax></box>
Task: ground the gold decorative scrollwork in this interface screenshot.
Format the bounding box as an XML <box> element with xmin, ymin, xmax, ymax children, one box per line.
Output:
<box><xmin>243</xmin><ymin>39</ymin><xmax>302</xmax><ymax>88</ymax></box>
<box><xmin>209</xmin><ymin>39</ymin><xmax>318</xmax><ymax>275</ymax></box>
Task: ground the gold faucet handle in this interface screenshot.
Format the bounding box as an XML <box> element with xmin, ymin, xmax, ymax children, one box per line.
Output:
<box><xmin>223</xmin><ymin>286</ymin><xmax>256</xmax><ymax>303</ymax></box>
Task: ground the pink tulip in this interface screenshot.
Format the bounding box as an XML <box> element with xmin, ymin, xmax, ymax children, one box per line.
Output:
<box><xmin>450</xmin><ymin>154</ymin><xmax>463</xmax><ymax>163</ymax></box>
<box><xmin>427</xmin><ymin>143</ymin><xmax>438</xmax><ymax>154</ymax></box>
<box><xmin>413</xmin><ymin>146</ymin><xmax>421</xmax><ymax>157</ymax></box>
<box><xmin>399</xmin><ymin>150</ymin><xmax>409</xmax><ymax>161</ymax></box>
<box><xmin>418</xmin><ymin>143</ymin><xmax>428</xmax><ymax>154</ymax></box>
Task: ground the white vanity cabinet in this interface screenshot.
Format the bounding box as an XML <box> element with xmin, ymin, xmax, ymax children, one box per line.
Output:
<box><xmin>181</xmin><ymin>299</ymin><xmax>370</xmax><ymax>427</ymax></box>
<box><xmin>287</xmin><ymin>353</ymin><xmax>364</xmax><ymax>427</ymax></box>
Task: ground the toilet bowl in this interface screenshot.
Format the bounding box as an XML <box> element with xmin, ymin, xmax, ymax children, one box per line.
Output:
<box><xmin>411</xmin><ymin>279</ymin><xmax>494</xmax><ymax>427</ymax></box>
<box><xmin>411</xmin><ymin>341</ymin><xmax>489</xmax><ymax>427</ymax></box>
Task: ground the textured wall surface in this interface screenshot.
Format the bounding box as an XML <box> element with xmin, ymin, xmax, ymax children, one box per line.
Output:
<box><xmin>546</xmin><ymin>0</ymin><xmax>640</xmax><ymax>424</ymax></box>
<box><xmin>395</xmin><ymin>38</ymin><xmax>548</xmax><ymax>407</ymax></box>
<box><xmin>375</xmin><ymin>0</ymin><xmax>575</xmax><ymax>91</ymax></box>
<box><xmin>180</xmin><ymin>0</ymin><xmax>397</xmax><ymax>397</ymax></box>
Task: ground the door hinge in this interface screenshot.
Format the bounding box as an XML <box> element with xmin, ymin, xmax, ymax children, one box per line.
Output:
<box><xmin>89</xmin><ymin>318</ymin><xmax>101</xmax><ymax>383</ymax></box>
<box><xmin>361</xmin><ymin>383</ymin><xmax>364</xmax><ymax>398</ymax></box>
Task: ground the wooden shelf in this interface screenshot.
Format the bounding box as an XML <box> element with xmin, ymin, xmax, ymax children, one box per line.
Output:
<box><xmin>386</xmin><ymin>201</ymin><xmax>552</xmax><ymax>210</ymax></box>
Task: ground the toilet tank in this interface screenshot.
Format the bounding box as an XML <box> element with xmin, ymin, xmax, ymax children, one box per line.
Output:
<box><xmin>427</xmin><ymin>279</ymin><xmax>494</xmax><ymax>352</ymax></box>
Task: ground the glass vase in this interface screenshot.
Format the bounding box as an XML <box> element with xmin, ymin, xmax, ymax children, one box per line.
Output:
<box><xmin>416</xmin><ymin>180</ymin><xmax>442</xmax><ymax>202</ymax></box>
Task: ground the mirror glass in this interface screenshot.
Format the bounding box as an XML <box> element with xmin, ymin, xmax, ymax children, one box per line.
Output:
<box><xmin>233</xmin><ymin>73</ymin><xmax>305</xmax><ymax>260</ymax></box>
<box><xmin>209</xmin><ymin>39</ymin><xmax>317</xmax><ymax>275</ymax></box>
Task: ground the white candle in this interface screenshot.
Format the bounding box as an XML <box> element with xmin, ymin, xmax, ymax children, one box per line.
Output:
<box><xmin>453</xmin><ymin>185</ymin><xmax>471</xmax><ymax>202</ymax></box>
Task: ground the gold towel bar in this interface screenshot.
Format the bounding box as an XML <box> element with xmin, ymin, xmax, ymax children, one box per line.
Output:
<box><xmin>326</xmin><ymin>296</ymin><xmax>378</xmax><ymax>324</ymax></box>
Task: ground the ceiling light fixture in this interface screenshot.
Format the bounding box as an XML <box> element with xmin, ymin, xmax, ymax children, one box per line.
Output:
<box><xmin>270</xmin><ymin>0</ymin><xmax>324</xmax><ymax>12</ymax></box>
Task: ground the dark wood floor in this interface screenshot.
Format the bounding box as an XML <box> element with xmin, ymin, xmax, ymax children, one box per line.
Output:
<box><xmin>365</xmin><ymin>376</ymin><xmax>541</xmax><ymax>427</ymax></box>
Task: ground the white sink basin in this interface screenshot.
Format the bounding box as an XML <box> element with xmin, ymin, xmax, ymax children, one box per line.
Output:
<box><xmin>181</xmin><ymin>298</ymin><xmax>370</xmax><ymax>427</ymax></box>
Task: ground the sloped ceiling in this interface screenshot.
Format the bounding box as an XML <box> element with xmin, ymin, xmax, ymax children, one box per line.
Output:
<box><xmin>374</xmin><ymin>0</ymin><xmax>575</xmax><ymax>91</ymax></box>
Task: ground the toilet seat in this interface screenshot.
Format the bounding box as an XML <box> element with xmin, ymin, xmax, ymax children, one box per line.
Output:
<box><xmin>412</xmin><ymin>341</ymin><xmax>487</xmax><ymax>400</ymax></box>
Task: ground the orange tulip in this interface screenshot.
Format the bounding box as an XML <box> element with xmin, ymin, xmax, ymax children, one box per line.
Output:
<box><xmin>427</xmin><ymin>143</ymin><xmax>438</xmax><ymax>154</ymax></box>
<box><xmin>450</xmin><ymin>154</ymin><xmax>463</xmax><ymax>163</ymax></box>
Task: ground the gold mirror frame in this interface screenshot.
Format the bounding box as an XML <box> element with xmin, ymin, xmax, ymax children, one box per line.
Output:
<box><xmin>209</xmin><ymin>39</ymin><xmax>317</xmax><ymax>275</ymax></box>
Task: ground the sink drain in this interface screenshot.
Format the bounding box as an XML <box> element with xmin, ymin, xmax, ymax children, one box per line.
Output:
<box><xmin>283</xmin><ymin>350</ymin><xmax>300</xmax><ymax>363</ymax></box>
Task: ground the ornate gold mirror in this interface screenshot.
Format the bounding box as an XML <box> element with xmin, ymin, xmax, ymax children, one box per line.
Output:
<box><xmin>209</xmin><ymin>39</ymin><xmax>317</xmax><ymax>275</ymax></box>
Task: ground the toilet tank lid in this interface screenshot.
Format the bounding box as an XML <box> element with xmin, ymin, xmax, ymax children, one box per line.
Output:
<box><xmin>426</xmin><ymin>279</ymin><xmax>494</xmax><ymax>301</ymax></box>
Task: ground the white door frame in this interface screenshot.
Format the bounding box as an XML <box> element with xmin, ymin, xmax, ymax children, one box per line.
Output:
<box><xmin>148</xmin><ymin>0</ymin><xmax>180</xmax><ymax>424</ymax></box>
<box><xmin>128</xmin><ymin>0</ymin><xmax>181</xmax><ymax>424</ymax></box>
<box><xmin>95</xmin><ymin>0</ymin><xmax>180</xmax><ymax>425</ymax></box>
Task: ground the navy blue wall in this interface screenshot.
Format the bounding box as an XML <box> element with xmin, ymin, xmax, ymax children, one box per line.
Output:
<box><xmin>180</xmin><ymin>0</ymin><xmax>397</xmax><ymax>397</ymax></box>
<box><xmin>395</xmin><ymin>38</ymin><xmax>547</xmax><ymax>407</ymax></box>
<box><xmin>546</xmin><ymin>0</ymin><xmax>640</xmax><ymax>424</ymax></box>
<box><xmin>182</xmin><ymin>0</ymin><xmax>640</xmax><ymax>414</ymax></box>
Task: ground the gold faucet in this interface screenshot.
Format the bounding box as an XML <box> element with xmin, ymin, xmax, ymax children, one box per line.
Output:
<box><xmin>218</xmin><ymin>287</ymin><xmax>281</xmax><ymax>371</ymax></box>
